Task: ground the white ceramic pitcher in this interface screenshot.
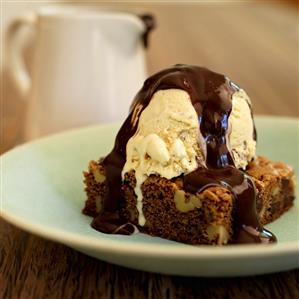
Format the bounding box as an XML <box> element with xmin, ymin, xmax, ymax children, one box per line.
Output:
<box><xmin>6</xmin><ymin>6</ymin><xmax>154</xmax><ymax>139</ymax></box>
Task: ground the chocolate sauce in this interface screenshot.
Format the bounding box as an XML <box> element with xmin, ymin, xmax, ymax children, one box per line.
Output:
<box><xmin>184</xmin><ymin>167</ymin><xmax>276</xmax><ymax>243</ymax></box>
<box><xmin>91</xmin><ymin>64</ymin><xmax>276</xmax><ymax>244</ymax></box>
<box><xmin>139</xmin><ymin>14</ymin><xmax>156</xmax><ymax>48</ymax></box>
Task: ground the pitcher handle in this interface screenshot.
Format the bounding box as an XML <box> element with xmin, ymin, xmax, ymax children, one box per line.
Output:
<box><xmin>5</xmin><ymin>12</ymin><xmax>37</xmax><ymax>99</ymax></box>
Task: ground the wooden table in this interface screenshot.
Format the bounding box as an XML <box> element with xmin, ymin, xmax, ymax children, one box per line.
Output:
<box><xmin>1</xmin><ymin>218</ymin><xmax>298</xmax><ymax>299</ymax></box>
<box><xmin>1</xmin><ymin>219</ymin><xmax>299</xmax><ymax>299</ymax></box>
<box><xmin>1</xmin><ymin>2</ymin><xmax>298</xmax><ymax>298</ymax></box>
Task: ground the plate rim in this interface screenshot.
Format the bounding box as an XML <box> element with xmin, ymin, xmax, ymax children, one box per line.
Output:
<box><xmin>1</xmin><ymin>209</ymin><xmax>299</xmax><ymax>260</ymax></box>
<box><xmin>1</xmin><ymin>115</ymin><xmax>299</xmax><ymax>261</ymax></box>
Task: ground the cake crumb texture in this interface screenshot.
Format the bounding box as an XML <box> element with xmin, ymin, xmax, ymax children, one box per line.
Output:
<box><xmin>83</xmin><ymin>156</ymin><xmax>295</xmax><ymax>245</ymax></box>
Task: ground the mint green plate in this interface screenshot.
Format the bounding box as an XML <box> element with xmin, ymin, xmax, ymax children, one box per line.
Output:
<box><xmin>1</xmin><ymin>116</ymin><xmax>298</xmax><ymax>277</ymax></box>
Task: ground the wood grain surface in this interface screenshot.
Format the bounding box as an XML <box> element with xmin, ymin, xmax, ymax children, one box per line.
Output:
<box><xmin>1</xmin><ymin>1</ymin><xmax>299</xmax><ymax>299</ymax></box>
<box><xmin>0</xmin><ymin>219</ymin><xmax>298</xmax><ymax>299</ymax></box>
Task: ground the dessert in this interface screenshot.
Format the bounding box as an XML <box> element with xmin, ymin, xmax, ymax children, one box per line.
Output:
<box><xmin>83</xmin><ymin>64</ymin><xmax>295</xmax><ymax>245</ymax></box>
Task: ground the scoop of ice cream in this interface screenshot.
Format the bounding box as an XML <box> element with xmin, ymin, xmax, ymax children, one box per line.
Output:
<box><xmin>123</xmin><ymin>87</ymin><xmax>256</xmax><ymax>225</ymax></box>
<box><xmin>123</xmin><ymin>89</ymin><xmax>204</xmax><ymax>178</ymax></box>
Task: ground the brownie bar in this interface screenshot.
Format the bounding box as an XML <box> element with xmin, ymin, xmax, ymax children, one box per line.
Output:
<box><xmin>83</xmin><ymin>156</ymin><xmax>295</xmax><ymax>245</ymax></box>
<box><xmin>246</xmin><ymin>156</ymin><xmax>295</xmax><ymax>225</ymax></box>
<box><xmin>122</xmin><ymin>172</ymin><xmax>233</xmax><ymax>244</ymax></box>
<box><xmin>83</xmin><ymin>160</ymin><xmax>106</xmax><ymax>217</ymax></box>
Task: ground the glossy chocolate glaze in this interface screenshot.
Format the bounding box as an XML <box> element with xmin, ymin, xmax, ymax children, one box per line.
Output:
<box><xmin>91</xmin><ymin>64</ymin><xmax>276</xmax><ymax>244</ymax></box>
<box><xmin>184</xmin><ymin>167</ymin><xmax>276</xmax><ymax>243</ymax></box>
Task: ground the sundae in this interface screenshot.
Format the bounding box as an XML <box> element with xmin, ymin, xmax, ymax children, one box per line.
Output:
<box><xmin>83</xmin><ymin>65</ymin><xmax>295</xmax><ymax>245</ymax></box>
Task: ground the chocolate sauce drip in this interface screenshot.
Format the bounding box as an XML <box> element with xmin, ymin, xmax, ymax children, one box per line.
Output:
<box><xmin>92</xmin><ymin>64</ymin><xmax>275</xmax><ymax>244</ymax></box>
<box><xmin>139</xmin><ymin>14</ymin><xmax>156</xmax><ymax>48</ymax></box>
<box><xmin>184</xmin><ymin>167</ymin><xmax>276</xmax><ymax>243</ymax></box>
